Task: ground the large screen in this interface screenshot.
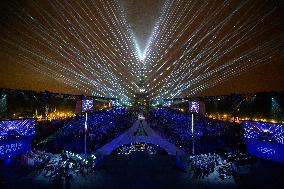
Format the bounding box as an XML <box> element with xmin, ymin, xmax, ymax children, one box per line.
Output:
<box><xmin>244</xmin><ymin>121</ymin><xmax>284</xmax><ymax>163</ymax></box>
<box><xmin>0</xmin><ymin>119</ymin><xmax>35</xmax><ymax>141</ymax></box>
<box><xmin>82</xmin><ymin>99</ymin><xmax>93</xmax><ymax>112</ymax></box>
<box><xmin>243</xmin><ymin>121</ymin><xmax>284</xmax><ymax>144</ymax></box>
<box><xmin>189</xmin><ymin>101</ymin><xmax>200</xmax><ymax>113</ymax></box>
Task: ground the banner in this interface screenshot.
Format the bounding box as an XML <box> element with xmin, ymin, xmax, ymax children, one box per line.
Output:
<box><xmin>0</xmin><ymin>137</ymin><xmax>32</xmax><ymax>159</ymax></box>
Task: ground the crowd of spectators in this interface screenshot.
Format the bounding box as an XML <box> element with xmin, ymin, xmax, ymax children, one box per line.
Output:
<box><xmin>189</xmin><ymin>153</ymin><xmax>220</xmax><ymax>178</ymax></box>
<box><xmin>188</xmin><ymin>151</ymin><xmax>257</xmax><ymax>180</ymax></box>
<box><xmin>38</xmin><ymin>108</ymin><xmax>135</xmax><ymax>153</ymax></box>
<box><xmin>147</xmin><ymin>108</ymin><xmax>243</xmax><ymax>154</ymax></box>
<box><xmin>21</xmin><ymin>150</ymin><xmax>51</xmax><ymax>167</ymax></box>
<box><xmin>189</xmin><ymin>152</ymin><xmax>248</xmax><ymax>180</ymax></box>
<box><xmin>21</xmin><ymin>149</ymin><xmax>102</xmax><ymax>188</ymax></box>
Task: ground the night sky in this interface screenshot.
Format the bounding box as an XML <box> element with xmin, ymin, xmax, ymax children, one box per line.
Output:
<box><xmin>0</xmin><ymin>0</ymin><xmax>283</xmax><ymax>99</ymax></box>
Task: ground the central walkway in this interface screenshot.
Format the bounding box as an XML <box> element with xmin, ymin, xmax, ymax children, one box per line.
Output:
<box><xmin>94</xmin><ymin>119</ymin><xmax>185</xmax><ymax>156</ymax></box>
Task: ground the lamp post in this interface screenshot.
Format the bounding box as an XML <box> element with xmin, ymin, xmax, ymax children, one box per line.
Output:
<box><xmin>191</xmin><ymin>113</ymin><xmax>194</xmax><ymax>155</ymax></box>
<box><xmin>84</xmin><ymin>112</ymin><xmax>88</xmax><ymax>155</ymax></box>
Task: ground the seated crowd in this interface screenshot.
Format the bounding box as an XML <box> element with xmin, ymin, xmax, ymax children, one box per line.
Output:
<box><xmin>188</xmin><ymin>152</ymin><xmax>255</xmax><ymax>180</ymax></box>
<box><xmin>23</xmin><ymin>149</ymin><xmax>101</xmax><ymax>187</ymax></box>
<box><xmin>38</xmin><ymin>108</ymin><xmax>135</xmax><ymax>153</ymax></box>
<box><xmin>147</xmin><ymin>108</ymin><xmax>243</xmax><ymax>154</ymax></box>
<box><xmin>189</xmin><ymin>153</ymin><xmax>220</xmax><ymax>179</ymax></box>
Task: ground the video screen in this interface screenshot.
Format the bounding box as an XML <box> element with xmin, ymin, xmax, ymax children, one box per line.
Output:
<box><xmin>243</xmin><ymin>121</ymin><xmax>284</xmax><ymax>144</ymax></box>
<box><xmin>189</xmin><ymin>101</ymin><xmax>200</xmax><ymax>113</ymax></box>
<box><xmin>0</xmin><ymin>119</ymin><xmax>35</xmax><ymax>141</ymax></box>
<box><xmin>82</xmin><ymin>99</ymin><xmax>93</xmax><ymax>112</ymax></box>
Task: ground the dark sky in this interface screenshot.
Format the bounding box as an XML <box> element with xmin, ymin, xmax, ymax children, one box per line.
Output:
<box><xmin>0</xmin><ymin>0</ymin><xmax>283</xmax><ymax>99</ymax></box>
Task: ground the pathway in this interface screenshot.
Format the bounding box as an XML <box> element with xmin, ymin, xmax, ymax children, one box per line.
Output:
<box><xmin>94</xmin><ymin>119</ymin><xmax>185</xmax><ymax>156</ymax></box>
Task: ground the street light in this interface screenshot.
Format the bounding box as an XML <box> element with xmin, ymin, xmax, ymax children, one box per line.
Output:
<box><xmin>191</xmin><ymin>113</ymin><xmax>195</xmax><ymax>155</ymax></box>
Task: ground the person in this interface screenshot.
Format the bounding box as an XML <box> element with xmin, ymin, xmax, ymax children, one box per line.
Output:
<box><xmin>65</xmin><ymin>162</ymin><xmax>70</xmax><ymax>177</ymax></box>
<box><xmin>79</xmin><ymin>163</ymin><xmax>84</xmax><ymax>176</ymax></box>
